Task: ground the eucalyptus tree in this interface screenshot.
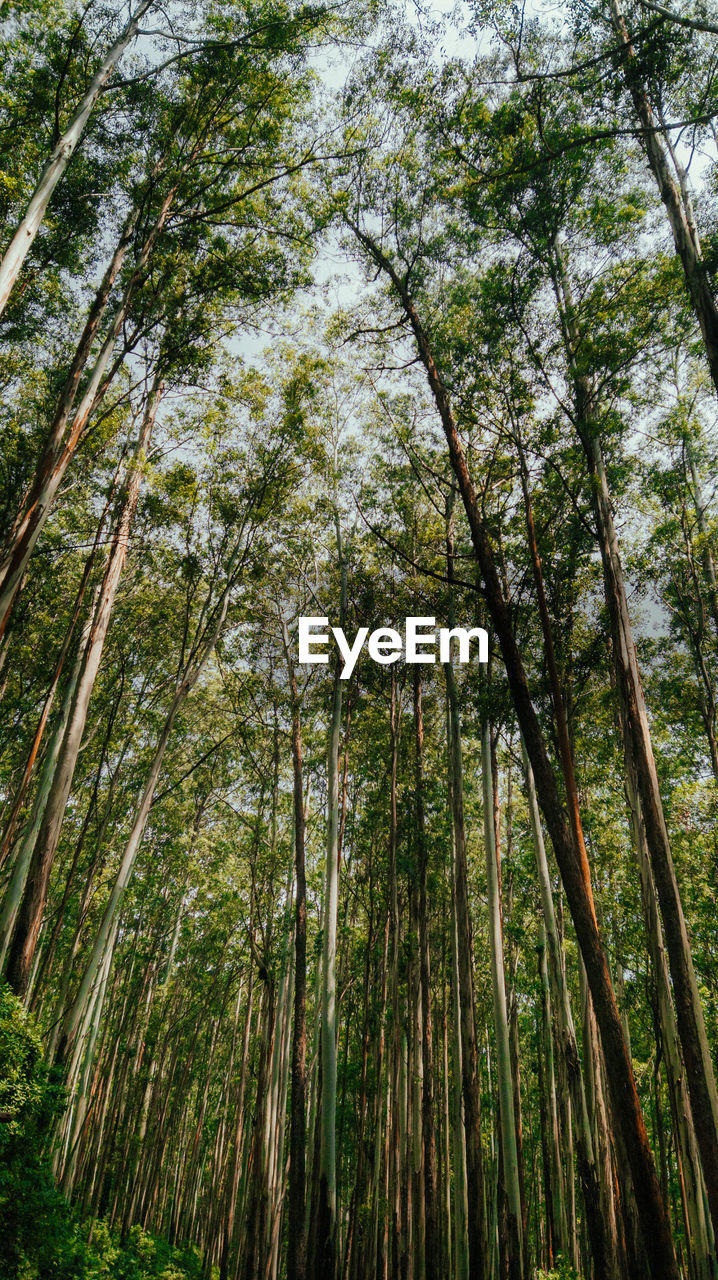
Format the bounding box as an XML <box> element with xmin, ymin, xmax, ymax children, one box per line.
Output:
<box><xmin>600</xmin><ymin>0</ymin><xmax>718</xmax><ymax>393</ymax></box>
<box><xmin>48</xmin><ymin>372</ymin><xmax>307</xmax><ymax>1045</ymax></box>
<box><xmin>5</xmin><ymin>2</ymin><xmax>718</xmax><ymax>1276</ymax></box>
<box><xmin>637</xmin><ymin>372</ymin><xmax>718</xmax><ymax>783</ymax></box>
<box><xmin>478</xmin><ymin>0</ymin><xmax>718</xmax><ymax>393</ymax></box>
<box><xmin>0</xmin><ymin>0</ymin><xmax>154</xmax><ymax>318</ymax></box>
<box><xmin>411</xmin><ymin>26</ymin><xmax>718</xmax><ymax>1256</ymax></box>
<box><xmin>333</xmin><ymin>42</ymin><xmax>681</xmax><ymax>1277</ymax></box>
<box><xmin>475</xmin><ymin>93</ymin><xmax>718</xmax><ymax>1255</ymax></box>
<box><xmin>0</xmin><ymin>0</ymin><xmax>332</xmax><ymax>641</ymax></box>
<box><xmin>0</xmin><ymin>370</ymin><xmax>163</xmax><ymax>979</ymax></box>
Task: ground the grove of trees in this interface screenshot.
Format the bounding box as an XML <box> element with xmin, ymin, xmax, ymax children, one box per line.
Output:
<box><xmin>1</xmin><ymin>2</ymin><xmax>718</xmax><ymax>1278</ymax></box>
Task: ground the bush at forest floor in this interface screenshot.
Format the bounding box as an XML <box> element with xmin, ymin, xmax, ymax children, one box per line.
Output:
<box><xmin>0</xmin><ymin>984</ymin><xmax>205</xmax><ymax>1280</ymax></box>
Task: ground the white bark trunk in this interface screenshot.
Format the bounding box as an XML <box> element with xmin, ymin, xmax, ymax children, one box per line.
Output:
<box><xmin>0</xmin><ymin>595</ymin><xmax>94</xmax><ymax>967</ymax></box>
<box><xmin>444</xmin><ymin>684</ymin><xmax>470</xmax><ymax>1280</ymax></box>
<box><xmin>481</xmin><ymin>721</ymin><xmax>523</xmax><ymax>1279</ymax></box>
<box><xmin>0</xmin><ymin>0</ymin><xmax>154</xmax><ymax>316</ymax></box>
<box><xmin>319</xmin><ymin>549</ymin><xmax>345</xmax><ymax>1247</ymax></box>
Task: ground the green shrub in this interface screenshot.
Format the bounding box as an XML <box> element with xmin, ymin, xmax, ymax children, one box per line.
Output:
<box><xmin>83</xmin><ymin>1222</ymin><xmax>204</xmax><ymax>1279</ymax></box>
<box><xmin>537</xmin><ymin>1258</ymin><xmax>580</xmax><ymax>1280</ymax></box>
<box><xmin>0</xmin><ymin>984</ymin><xmax>204</xmax><ymax>1279</ymax></box>
<box><xmin>0</xmin><ymin>981</ymin><xmax>85</xmax><ymax>1278</ymax></box>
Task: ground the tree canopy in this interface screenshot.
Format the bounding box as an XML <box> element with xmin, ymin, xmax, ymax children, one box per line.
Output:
<box><xmin>1</xmin><ymin>2</ymin><xmax>718</xmax><ymax>1279</ymax></box>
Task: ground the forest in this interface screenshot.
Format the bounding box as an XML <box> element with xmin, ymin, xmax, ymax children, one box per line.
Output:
<box><xmin>1</xmin><ymin>1</ymin><xmax>718</xmax><ymax>1278</ymax></box>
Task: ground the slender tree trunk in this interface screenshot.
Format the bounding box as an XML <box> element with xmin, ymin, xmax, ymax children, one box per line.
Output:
<box><xmin>685</xmin><ymin>440</ymin><xmax>718</xmax><ymax>636</ymax></box>
<box><xmin>369</xmin><ymin>904</ymin><xmax>391</xmax><ymax>1280</ymax></box>
<box><xmin>442</xmin><ymin>670</ymin><xmax>481</xmax><ymax>1280</ymax></box>
<box><xmin>537</xmin><ymin>928</ymin><xmax>566</xmax><ymax>1262</ymax></box>
<box><xmin>409</xmin><ymin>896</ymin><xmax>425</xmax><ymax>1280</ymax></box>
<box><xmin>284</xmin><ymin>620</ymin><xmax>308</xmax><ymax>1280</ymax></box>
<box><xmin>4</xmin><ymin>381</ymin><xmax>162</xmax><ymax>997</ymax></box>
<box><xmin>550</xmin><ymin>243</ymin><xmax>718</xmax><ymax>1243</ymax></box>
<box><xmin>59</xmin><ymin>917</ymin><xmax>118</xmax><ymax>1191</ymax></box>
<box><xmin>580</xmin><ymin>956</ymin><xmax>628</xmax><ymax>1277</ymax></box>
<box><xmin>669</xmin><ymin>495</ymin><xmax>718</xmax><ymax>783</ymax></box>
<box><xmin>413</xmin><ymin>667</ymin><xmax>439</xmax><ymax>1280</ymax></box>
<box><xmin>0</xmin><ymin>595</ymin><xmax>93</xmax><ymax>969</ymax></box>
<box><xmin>55</xmin><ymin>538</ymin><xmax>244</xmax><ymax>1062</ymax></box>
<box><xmin>219</xmin><ymin>968</ymin><xmax>254</xmax><ymax>1280</ymax></box>
<box><xmin>522</xmin><ymin>741</ymin><xmax>620</xmax><ymax>1280</ymax></box>
<box><xmin>242</xmin><ymin>973</ymin><xmax>276</xmax><ymax>1280</ymax></box>
<box><xmin>446</xmin><ymin>739</ymin><xmax>470</xmax><ymax>1280</ymax></box>
<box><xmin>445</xmin><ymin>664</ymin><xmax>487</xmax><ymax>1279</ymax></box>
<box><xmin>388</xmin><ymin>667</ymin><xmax>404</xmax><ymax>1280</ymax></box>
<box><xmin>318</xmin><ymin>538</ymin><xmax>346</xmax><ymax>1278</ymax></box>
<box><xmin>583</xmin><ymin>422</ymin><xmax>718</xmax><ymax>1244</ymax></box>
<box><xmin>623</xmin><ymin>737</ymin><xmax>717</xmax><ymax>1280</ymax></box>
<box><xmin>440</xmin><ymin>946</ymin><xmax>453</xmax><ymax>1277</ymax></box>
<box><xmin>444</xmin><ymin>492</ymin><xmax>486</xmax><ymax>1280</ymax></box>
<box><xmin>515</xmin><ymin>450</ymin><xmax>621</xmax><ymax>1278</ymax></box>
<box><xmin>344</xmin><ymin>877</ymin><xmax>375</xmax><ymax>1280</ymax></box>
<box><xmin>264</xmin><ymin>901</ymin><xmax>293</xmax><ymax>1279</ymax></box>
<box><xmin>0</xmin><ymin>466</ymin><xmax>117</xmax><ymax>873</ymax></box>
<box><xmin>608</xmin><ymin>0</ymin><xmax>718</xmax><ymax>394</ymax></box>
<box><xmin>0</xmin><ymin>207</ymin><xmax>138</xmax><ymax>635</ymax></box>
<box><xmin>481</xmin><ymin>719</ymin><xmax>523</xmax><ymax>1280</ymax></box>
<box><xmin>0</xmin><ymin>0</ymin><xmax>153</xmax><ymax>318</ymax></box>
<box><xmin>0</xmin><ymin>163</ymin><xmax>186</xmax><ymax>640</ymax></box>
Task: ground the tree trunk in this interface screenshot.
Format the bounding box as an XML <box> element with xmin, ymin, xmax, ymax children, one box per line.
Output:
<box><xmin>537</xmin><ymin>927</ymin><xmax>567</xmax><ymax>1263</ymax></box>
<box><xmin>608</xmin><ymin>0</ymin><xmax>718</xmax><ymax>394</ymax></box>
<box><xmin>413</xmin><ymin>667</ymin><xmax>439</xmax><ymax>1280</ymax></box>
<box><xmin>0</xmin><ymin>165</ymin><xmax>184</xmax><ymax>640</ymax></box>
<box><xmin>583</xmin><ymin>423</ymin><xmax>718</xmax><ymax>1246</ymax></box>
<box><xmin>522</xmin><ymin>742</ymin><xmax>621</xmax><ymax>1280</ymax></box>
<box><xmin>219</xmin><ymin>967</ymin><xmax>254</xmax><ymax>1280</ymax></box>
<box><xmin>4</xmin><ymin>380</ymin><xmax>162</xmax><ymax>997</ymax></box>
<box><xmin>317</xmin><ymin>539</ymin><xmax>346</xmax><ymax>1278</ymax></box>
<box><xmin>444</xmin><ymin>493</ymin><xmax>486</xmax><ymax>1280</ymax></box>
<box><xmin>0</xmin><ymin>472</ymin><xmax>115</xmax><ymax>873</ymax></box>
<box><xmin>623</xmin><ymin>734</ymin><xmax>717</xmax><ymax>1280</ymax></box>
<box><xmin>55</xmin><ymin>532</ymin><xmax>244</xmax><ymax>1063</ymax></box>
<box><xmin>481</xmin><ymin>719</ymin><xmax>523</xmax><ymax>1280</ymax></box>
<box><xmin>445</xmin><ymin>664</ymin><xmax>487</xmax><ymax>1280</ymax></box>
<box><xmin>0</xmin><ymin>595</ymin><xmax>93</xmax><ymax>970</ymax></box>
<box><xmin>553</xmin><ymin>237</ymin><xmax>718</xmax><ymax>1244</ymax></box>
<box><xmin>0</xmin><ymin>0</ymin><xmax>153</xmax><ymax>317</ymax></box>
<box><xmin>0</xmin><ymin>207</ymin><xmax>139</xmax><ymax>636</ymax></box>
<box><xmin>516</xmin><ymin>449</ymin><xmax>621</xmax><ymax>1279</ymax></box>
<box><xmin>284</xmin><ymin>620</ymin><xmax>308</xmax><ymax>1280</ymax></box>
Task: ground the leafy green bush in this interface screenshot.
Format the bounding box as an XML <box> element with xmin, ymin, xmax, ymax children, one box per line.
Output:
<box><xmin>0</xmin><ymin>981</ymin><xmax>85</xmax><ymax>1278</ymax></box>
<box><xmin>537</xmin><ymin>1258</ymin><xmax>580</xmax><ymax>1280</ymax></box>
<box><xmin>82</xmin><ymin>1222</ymin><xmax>204</xmax><ymax>1280</ymax></box>
<box><xmin>0</xmin><ymin>984</ymin><xmax>205</xmax><ymax>1279</ymax></box>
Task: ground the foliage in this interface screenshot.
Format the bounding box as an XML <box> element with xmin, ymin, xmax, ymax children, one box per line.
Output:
<box><xmin>0</xmin><ymin>986</ymin><xmax>205</xmax><ymax>1277</ymax></box>
<box><xmin>0</xmin><ymin>982</ymin><xmax>81</xmax><ymax>1278</ymax></box>
<box><xmin>0</xmin><ymin>1</ymin><xmax>718</xmax><ymax>1278</ymax></box>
